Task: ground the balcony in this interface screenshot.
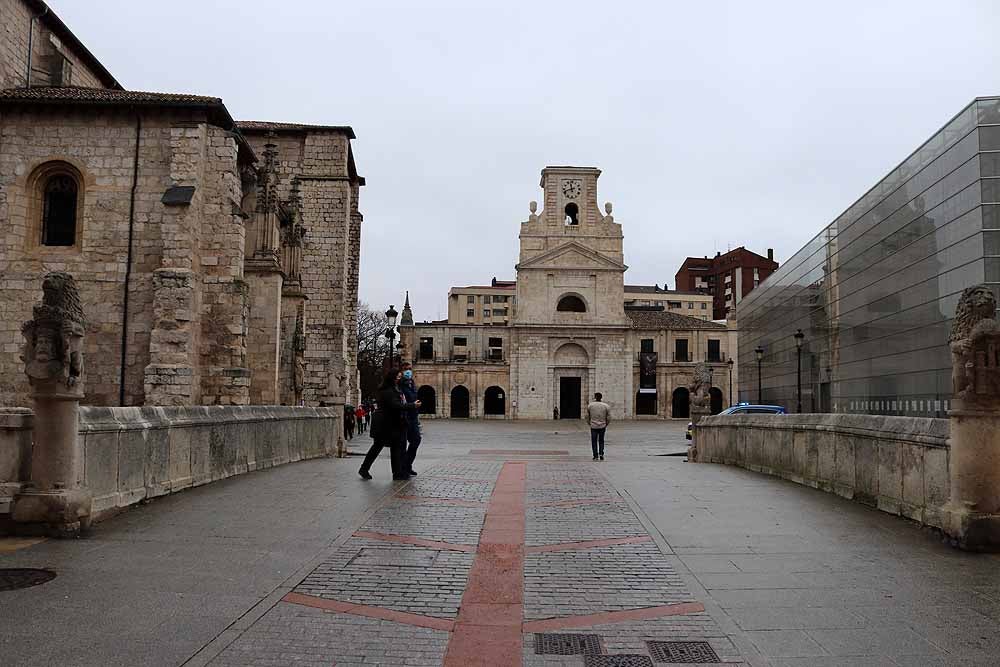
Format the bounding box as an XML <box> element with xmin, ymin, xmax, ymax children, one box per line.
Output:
<box><xmin>673</xmin><ymin>354</ymin><xmax>690</xmax><ymax>362</ymax></box>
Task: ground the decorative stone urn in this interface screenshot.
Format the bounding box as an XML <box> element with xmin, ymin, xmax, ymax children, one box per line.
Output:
<box><xmin>943</xmin><ymin>285</ymin><xmax>1000</xmax><ymax>550</ymax></box>
<box><xmin>12</xmin><ymin>272</ymin><xmax>92</xmax><ymax>537</ymax></box>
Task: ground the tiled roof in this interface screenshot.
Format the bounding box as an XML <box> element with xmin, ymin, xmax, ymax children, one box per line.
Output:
<box><xmin>0</xmin><ymin>86</ymin><xmax>220</xmax><ymax>105</ymax></box>
<box><xmin>237</xmin><ymin>120</ymin><xmax>356</xmax><ymax>139</ymax></box>
<box><xmin>0</xmin><ymin>86</ymin><xmax>235</xmax><ymax>128</ymax></box>
<box><xmin>625</xmin><ymin>310</ymin><xmax>726</xmax><ymax>330</ymax></box>
<box><xmin>625</xmin><ymin>284</ymin><xmax>708</xmax><ymax>297</ymax></box>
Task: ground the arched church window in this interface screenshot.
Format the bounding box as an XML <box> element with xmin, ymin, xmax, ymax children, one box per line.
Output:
<box><xmin>557</xmin><ymin>295</ymin><xmax>587</xmax><ymax>312</ymax></box>
<box><xmin>564</xmin><ymin>202</ymin><xmax>579</xmax><ymax>225</ymax></box>
<box><xmin>42</xmin><ymin>174</ymin><xmax>79</xmax><ymax>246</ymax></box>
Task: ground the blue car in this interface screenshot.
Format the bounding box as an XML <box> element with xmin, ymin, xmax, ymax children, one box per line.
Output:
<box><xmin>686</xmin><ymin>404</ymin><xmax>787</xmax><ymax>439</ymax></box>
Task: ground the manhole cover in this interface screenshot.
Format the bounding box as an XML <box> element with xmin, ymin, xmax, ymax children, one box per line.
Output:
<box><xmin>584</xmin><ymin>656</ymin><xmax>654</xmax><ymax>667</ymax></box>
<box><xmin>647</xmin><ymin>641</ymin><xmax>721</xmax><ymax>663</ymax></box>
<box><xmin>0</xmin><ymin>568</ymin><xmax>56</xmax><ymax>591</ymax></box>
<box><xmin>534</xmin><ymin>633</ymin><xmax>602</xmax><ymax>655</ymax></box>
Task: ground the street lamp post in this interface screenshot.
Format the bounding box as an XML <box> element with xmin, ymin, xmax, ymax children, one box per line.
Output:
<box><xmin>794</xmin><ymin>329</ymin><xmax>805</xmax><ymax>413</ymax></box>
<box><xmin>384</xmin><ymin>305</ymin><xmax>398</xmax><ymax>371</ymax></box>
<box><xmin>754</xmin><ymin>346</ymin><xmax>764</xmax><ymax>404</ymax></box>
<box><xmin>727</xmin><ymin>357</ymin><xmax>734</xmax><ymax>407</ymax></box>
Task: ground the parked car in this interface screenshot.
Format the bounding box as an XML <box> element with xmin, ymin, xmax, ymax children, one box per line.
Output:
<box><xmin>686</xmin><ymin>404</ymin><xmax>787</xmax><ymax>439</ymax></box>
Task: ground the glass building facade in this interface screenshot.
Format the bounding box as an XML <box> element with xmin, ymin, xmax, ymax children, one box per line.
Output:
<box><xmin>738</xmin><ymin>97</ymin><xmax>1000</xmax><ymax>417</ymax></box>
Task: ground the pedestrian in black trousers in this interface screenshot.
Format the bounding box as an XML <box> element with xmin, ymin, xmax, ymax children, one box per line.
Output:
<box><xmin>359</xmin><ymin>369</ymin><xmax>420</xmax><ymax>480</ymax></box>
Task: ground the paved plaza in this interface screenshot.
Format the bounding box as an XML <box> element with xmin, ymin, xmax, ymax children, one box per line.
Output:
<box><xmin>3</xmin><ymin>421</ymin><xmax>1000</xmax><ymax>666</ymax></box>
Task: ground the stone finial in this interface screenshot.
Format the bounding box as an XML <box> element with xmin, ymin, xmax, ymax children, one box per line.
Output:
<box><xmin>21</xmin><ymin>272</ymin><xmax>86</xmax><ymax>393</ymax></box>
<box><xmin>400</xmin><ymin>291</ymin><xmax>414</xmax><ymax>327</ymax></box>
<box><xmin>949</xmin><ymin>285</ymin><xmax>1000</xmax><ymax>401</ymax></box>
<box><xmin>529</xmin><ymin>200</ymin><xmax>537</xmax><ymax>214</ymax></box>
<box><xmin>605</xmin><ymin>201</ymin><xmax>613</xmax><ymax>215</ymax></box>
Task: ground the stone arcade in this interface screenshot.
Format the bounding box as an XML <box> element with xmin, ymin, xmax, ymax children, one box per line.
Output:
<box><xmin>400</xmin><ymin>166</ymin><xmax>737</xmax><ymax>420</ymax></box>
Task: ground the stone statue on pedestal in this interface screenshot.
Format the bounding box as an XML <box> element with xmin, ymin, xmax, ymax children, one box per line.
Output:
<box><xmin>689</xmin><ymin>362</ymin><xmax>712</xmax><ymax>424</ymax></box>
<box><xmin>13</xmin><ymin>272</ymin><xmax>92</xmax><ymax>536</ymax></box>
<box><xmin>944</xmin><ymin>285</ymin><xmax>1000</xmax><ymax>550</ymax></box>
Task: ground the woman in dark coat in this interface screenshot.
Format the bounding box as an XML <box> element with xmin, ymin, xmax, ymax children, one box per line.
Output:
<box><xmin>359</xmin><ymin>369</ymin><xmax>419</xmax><ymax>480</ymax></box>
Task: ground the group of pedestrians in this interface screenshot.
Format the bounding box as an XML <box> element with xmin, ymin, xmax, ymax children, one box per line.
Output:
<box><xmin>359</xmin><ymin>362</ymin><xmax>423</xmax><ymax>481</ymax></box>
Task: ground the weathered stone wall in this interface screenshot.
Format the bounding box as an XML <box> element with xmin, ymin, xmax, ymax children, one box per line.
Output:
<box><xmin>0</xmin><ymin>405</ymin><xmax>339</xmax><ymax>524</ymax></box>
<box><xmin>1</xmin><ymin>0</ymin><xmax>109</xmax><ymax>89</ymax></box>
<box><xmin>695</xmin><ymin>414</ymin><xmax>951</xmax><ymax>528</ymax></box>
<box><xmin>0</xmin><ymin>108</ymin><xmax>250</xmax><ymax>408</ymax></box>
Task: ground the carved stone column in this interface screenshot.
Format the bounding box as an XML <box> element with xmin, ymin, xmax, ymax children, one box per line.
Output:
<box><xmin>944</xmin><ymin>285</ymin><xmax>1000</xmax><ymax>550</ymax></box>
<box><xmin>12</xmin><ymin>272</ymin><xmax>92</xmax><ymax>536</ymax></box>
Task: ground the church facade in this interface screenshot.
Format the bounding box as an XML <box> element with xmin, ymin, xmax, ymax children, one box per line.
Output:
<box><xmin>399</xmin><ymin>166</ymin><xmax>736</xmax><ymax>420</ymax></box>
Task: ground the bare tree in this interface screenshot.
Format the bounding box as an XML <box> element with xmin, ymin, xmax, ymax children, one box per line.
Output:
<box><xmin>356</xmin><ymin>301</ymin><xmax>391</xmax><ymax>401</ymax></box>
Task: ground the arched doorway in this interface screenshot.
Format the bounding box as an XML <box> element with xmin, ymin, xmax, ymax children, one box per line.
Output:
<box><xmin>710</xmin><ymin>387</ymin><xmax>723</xmax><ymax>414</ymax></box>
<box><xmin>417</xmin><ymin>385</ymin><xmax>436</xmax><ymax>414</ymax></box>
<box><xmin>672</xmin><ymin>387</ymin><xmax>690</xmax><ymax>418</ymax></box>
<box><xmin>484</xmin><ymin>386</ymin><xmax>505</xmax><ymax>416</ymax></box>
<box><xmin>450</xmin><ymin>385</ymin><xmax>470</xmax><ymax>418</ymax></box>
<box><xmin>635</xmin><ymin>391</ymin><xmax>657</xmax><ymax>415</ymax></box>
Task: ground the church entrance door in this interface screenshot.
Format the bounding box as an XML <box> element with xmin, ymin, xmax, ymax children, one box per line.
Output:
<box><xmin>559</xmin><ymin>377</ymin><xmax>582</xmax><ymax>419</ymax></box>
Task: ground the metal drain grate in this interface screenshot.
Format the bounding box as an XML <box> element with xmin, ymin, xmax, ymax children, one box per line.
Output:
<box><xmin>647</xmin><ymin>641</ymin><xmax>721</xmax><ymax>663</ymax></box>
<box><xmin>0</xmin><ymin>568</ymin><xmax>56</xmax><ymax>592</ymax></box>
<box><xmin>534</xmin><ymin>633</ymin><xmax>602</xmax><ymax>655</ymax></box>
<box><xmin>584</xmin><ymin>656</ymin><xmax>654</xmax><ymax>667</ymax></box>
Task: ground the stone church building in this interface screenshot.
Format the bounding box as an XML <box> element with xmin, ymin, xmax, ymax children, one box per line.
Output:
<box><xmin>0</xmin><ymin>0</ymin><xmax>362</xmax><ymax>411</ymax></box>
<box><xmin>400</xmin><ymin>166</ymin><xmax>736</xmax><ymax>420</ymax></box>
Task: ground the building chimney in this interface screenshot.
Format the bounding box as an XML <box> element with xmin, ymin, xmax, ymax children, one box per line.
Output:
<box><xmin>767</xmin><ymin>248</ymin><xmax>774</xmax><ymax>261</ymax></box>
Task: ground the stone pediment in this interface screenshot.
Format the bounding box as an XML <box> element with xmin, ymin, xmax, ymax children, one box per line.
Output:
<box><xmin>516</xmin><ymin>242</ymin><xmax>627</xmax><ymax>272</ymax></box>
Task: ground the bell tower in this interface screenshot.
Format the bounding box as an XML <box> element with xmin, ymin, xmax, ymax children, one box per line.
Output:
<box><xmin>514</xmin><ymin>166</ymin><xmax>626</xmax><ymax>326</ymax></box>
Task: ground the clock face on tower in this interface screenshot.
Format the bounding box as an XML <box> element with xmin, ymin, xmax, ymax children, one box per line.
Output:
<box><xmin>561</xmin><ymin>179</ymin><xmax>582</xmax><ymax>199</ymax></box>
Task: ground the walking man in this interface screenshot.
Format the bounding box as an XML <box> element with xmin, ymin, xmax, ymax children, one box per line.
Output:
<box><xmin>586</xmin><ymin>392</ymin><xmax>610</xmax><ymax>461</ymax></box>
<box><xmin>399</xmin><ymin>361</ymin><xmax>422</xmax><ymax>476</ymax></box>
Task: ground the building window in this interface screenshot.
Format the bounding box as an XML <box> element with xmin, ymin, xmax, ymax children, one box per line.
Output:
<box><xmin>492</xmin><ymin>308</ymin><xmax>504</xmax><ymax>316</ymax></box>
<box><xmin>556</xmin><ymin>295</ymin><xmax>587</xmax><ymax>312</ymax></box>
<box><xmin>700</xmin><ymin>302</ymin><xmax>707</xmax><ymax>309</ymax></box>
<box><xmin>453</xmin><ymin>337</ymin><xmax>467</xmax><ymax>346</ymax></box>
<box><xmin>707</xmin><ymin>339</ymin><xmax>721</xmax><ymax>362</ymax></box>
<box><xmin>484</xmin><ymin>295</ymin><xmax>491</xmax><ymax>304</ymax></box>
<box><xmin>687</xmin><ymin>302</ymin><xmax>693</xmax><ymax>309</ymax></box>
<box><xmin>35</xmin><ymin>165</ymin><xmax>82</xmax><ymax>247</ymax></box>
<box><xmin>674</xmin><ymin>338</ymin><xmax>689</xmax><ymax>362</ymax></box>
<box><xmin>467</xmin><ymin>295</ymin><xmax>475</xmax><ymax>304</ymax></box>
<box><xmin>667</xmin><ymin>301</ymin><xmax>681</xmax><ymax>309</ymax></box>
<box><xmin>466</xmin><ymin>309</ymin><xmax>474</xmax><ymax>317</ymax></box>
<box><xmin>488</xmin><ymin>337</ymin><xmax>502</xmax><ymax>347</ymax></box>
<box><xmin>419</xmin><ymin>337</ymin><xmax>434</xmax><ymax>360</ymax></box>
<box><xmin>564</xmin><ymin>202</ymin><xmax>579</xmax><ymax>225</ymax></box>
<box><xmin>483</xmin><ymin>309</ymin><xmax>490</xmax><ymax>317</ymax></box>
<box><xmin>640</xmin><ymin>339</ymin><xmax>654</xmax><ymax>353</ymax></box>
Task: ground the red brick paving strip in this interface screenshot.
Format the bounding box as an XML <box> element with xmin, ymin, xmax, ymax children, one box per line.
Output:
<box><xmin>521</xmin><ymin>602</ymin><xmax>707</xmax><ymax>633</ymax></box>
<box><xmin>443</xmin><ymin>462</ymin><xmax>526</xmax><ymax>667</ymax></box>
<box><xmin>281</xmin><ymin>592</ymin><xmax>455</xmax><ymax>632</ymax></box>
<box><xmin>351</xmin><ymin>530</ymin><xmax>476</xmax><ymax>553</ymax></box>
<box><xmin>525</xmin><ymin>535</ymin><xmax>653</xmax><ymax>554</ymax></box>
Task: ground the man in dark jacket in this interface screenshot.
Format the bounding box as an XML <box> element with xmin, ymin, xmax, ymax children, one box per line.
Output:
<box><xmin>399</xmin><ymin>361</ymin><xmax>422</xmax><ymax>476</ymax></box>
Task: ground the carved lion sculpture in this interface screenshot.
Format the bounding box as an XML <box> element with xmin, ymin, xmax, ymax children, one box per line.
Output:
<box><xmin>21</xmin><ymin>272</ymin><xmax>86</xmax><ymax>388</ymax></box>
<box><xmin>689</xmin><ymin>362</ymin><xmax>713</xmax><ymax>411</ymax></box>
<box><xmin>950</xmin><ymin>285</ymin><xmax>998</xmax><ymax>398</ymax></box>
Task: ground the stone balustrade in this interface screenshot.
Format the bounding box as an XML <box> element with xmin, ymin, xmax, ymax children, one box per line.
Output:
<box><xmin>694</xmin><ymin>413</ymin><xmax>950</xmax><ymax>529</ymax></box>
<box><xmin>0</xmin><ymin>405</ymin><xmax>339</xmax><ymax>526</ymax></box>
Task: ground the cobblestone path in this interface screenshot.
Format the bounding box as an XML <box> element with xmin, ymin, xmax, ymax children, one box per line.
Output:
<box><xmin>206</xmin><ymin>458</ymin><xmax>742</xmax><ymax>666</ymax></box>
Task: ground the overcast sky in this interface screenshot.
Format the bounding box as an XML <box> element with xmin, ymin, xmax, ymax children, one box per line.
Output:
<box><xmin>57</xmin><ymin>1</ymin><xmax>1000</xmax><ymax>321</ymax></box>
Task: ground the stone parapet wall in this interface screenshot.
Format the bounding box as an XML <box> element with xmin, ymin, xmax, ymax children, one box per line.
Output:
<box><xmin>695</xmin><ymin>414</ymin><xmax>950</xmax><ymax>529</ymax></box>
<box><xmin>0</xmin><ymin>405</ymin><xmax>338</xmax><ymax>524</ymax></box>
